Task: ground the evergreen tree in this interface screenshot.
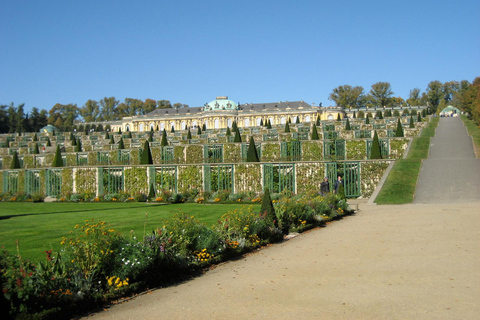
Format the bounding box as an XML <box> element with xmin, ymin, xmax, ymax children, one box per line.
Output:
<box><xmin>148</xmin><ymin>133</ymin><xmax>153</xmax><ymax>142</ymax></box>
<box><xmin>353</xmin><ymin>111</ymin><xmax>356</xmax><ymax>119</ymax></box>
<box><xmin>284</xmin><ymin>122</ymin><xmax>291</xmax><ymax>133</ymax></box>
<box><xmin>52</xmin><ymin>145</ymin><xmax>64</xmax><ymax>167</ymax></box>
<box><xmin>126</xmin><ymin>131</ymin><xmax>132</xmax><ymax>139</ymax></box>
<box><xmin>10</xmin><ymin>151</ymin><xmax>21</xmax><ymax>169</ymax></box>
<box><xmin>337</xmin><ymin>113</ymin><xmax>341</xmax><ymax>121</ymax></box>
<box><xmin>365</xmin><ymin>114</ymin><xmax>370</xmax><ymax>124</ymax></box>
<box><xmin>71</xmin><ymin>137</ymin><xmax>76</xmax><ymax>146</ymax></box>
<box><xmin>202</xmin><ymin>123</ymin><xmax>206</xmax><ymax>131</ymax></box>
<box><xmin>32</xmin><ymin>143</ymin><xmax>40</xmax><ymax>155</ymax></box>
<box><xmin>140</xmin><ymin>140</ymin><xmax>153</xmax><ymax>165</ymax></box>
<box><xmin>370</xmin><ymin>130</ymin><xmax>382</xmax><ymax>159</ymax></box>
<box><xmin>337</xmin><ymin>182</ymin><xmax>346</xmax><ymax>200</ymax></box>
<box><xmin>156</xmin><ymin>125</ymin><xmax>159</xmax><ymax>131</ymax></box>
<box><xmin>233</xmin><ymin>128</ymin><xmax>242</xmax><ymax>142</ymax></box>
<box><xmin>148</xmin><ymin>183</ymin><xmax>156</xmax><ymax>200</ymax></box>
<box><xmin>246</xmin><ymin>136</ymin><xmax>260</xmax><ymax>162</ymax></box>
<box><xmin>110</xmin><ymin>136</ymin><xmax>115</xmax><ymax>144</ymax></box>
<box><xmin>75</xmin><ymin>138</ymin><xmax>82</xmax><ymax>152</ymax></box>
<box><xmin>395</xmin><ymin>118</ymin><xmax>404</xmax><ymax>137</ymax></box>
<box><xmin>345</xmin><ymin>118</ymin><xmax>351</xmax><ymax>130</ymax></box>
<box><xmin>69</xmin><ymin>132</ymin><xmax>74</xmax><ymax>141</ymax></box>
<box><xmin>316</xmin><ymin>115</ymin><xmax>320</xmax><ymax>126</ymax></box>
<box><xmin>259</xmin><ymin>119</ymin><xmax>264</xmax><ymax>126</ymax></box>
<box><xmin>266</xmin><ymin>119</ymin><xmax>272</xmax><ymax>129</ymax></box>
<box><xmin>226</xmin><ymin>127</ymin><xmax>231</xmax><ymax>136</ymax></box>
<box><xmin>409</xmin><ymin>115</ymin><xmax>415</xmax><ymax>128</ymax></box>
<box><xmin>232</xmin><ymin>121</ymin><xmax>237</xmax><ymax>131</ymax></box>
<box><xmin>422</xmin><ymin>109</ymin><xmax>427</xmax><ymax>117</ymax></box>
<box><xmin>295</xmin><ymin>116</ymin><xmax>300</xmax><ymax>124</ymax></box>
<box><xmin>260</xmin><ymin>188</ymin><xmax>277</xmax><ymax>227</ymax></box>
<box><xmin>417</xmin><ymin>112</ymin><xmax>422</xmax><ymax>122</ymax></box>
<box><xmin>118</xmin><ymin>127</ymin><xmax>122</xmax><ymax>133</ymax></box>
<box><xmin>187</xmin><ymin>129</ymin><xmax>192</xmax><ymax>139</ymax></box>
<box><xmin>105</xmin><ymin>132</ymin><xmax>110</xmax><ymax>140</ymax></box>
<box><xmin>33</xmin><ymin>133</ymin><xmax>38</xmax><ymax>141</ymax></box>
<box><xmin>197</xmin><ymin>126</ymin><xmax>202</xmax><ymax>134</ymax></box>
<box><xmin>46</xmin><ymin>137</ymin><xmax>51</xmax><ymax>147</ymax></box>
<box><xmin>288</xmin><ymin>117</ymin><xmax>292</xmax><ymax>124</ymax></box>
<box><xmin>311</xmin><ymin>124</ymin><xmax>319</xmax><ymax>140</ymax></box>
<box><xmin>118</xmin><ymin>137</ymin><xmax>125</xmax><ymax>150</ymax></box>
<box><xmin>160</xmin><ymin>129</ymin><xmax>168</xmax><ymax>146</ymax></box>
<box><xmin>170</xmin><ymin>125</ymin><xmax>175</xmax><ymax>133</ymax></box>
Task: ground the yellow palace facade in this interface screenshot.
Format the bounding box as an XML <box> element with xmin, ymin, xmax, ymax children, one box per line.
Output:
<box><xmin>107</xmin><ymin>97</ymin><xmax>344</xmax><ymax>132</ymax></box>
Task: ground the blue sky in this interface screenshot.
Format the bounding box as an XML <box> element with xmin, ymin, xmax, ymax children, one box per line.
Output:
<box><xmin>1</xmin><ymin>0</ymin><xmax>479</xmax><ymax>113</ymax></box>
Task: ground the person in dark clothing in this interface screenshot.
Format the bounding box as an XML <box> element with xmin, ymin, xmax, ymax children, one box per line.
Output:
<box><xmin>333</xmin><ymin>175</ymin><xmax>343</xmax><ymax>194</ymax></box>
<box><xmin>320</xmin><ymin>177</ymin><xmax>330</xmax><ymax>196</ymax></box>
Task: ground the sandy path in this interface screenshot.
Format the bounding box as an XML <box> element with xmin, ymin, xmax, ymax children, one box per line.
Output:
<box><xmin>82</xmin><ymin>202</ymin><xmax>480</xmax><ymax>320</ymax></box>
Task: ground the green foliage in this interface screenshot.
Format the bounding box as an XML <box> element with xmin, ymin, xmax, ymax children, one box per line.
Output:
<box><xmin>316</xmin><ymin>115</ymin><xmax>320</xmax><ymax>126</ymax></box>
<box><xmin>353</xmin><ymin>111</ymin><xmax>356</xmax><ymax>118</ymax></box>
<box><xmin>33</xmin><ymin>133</ymin><xmax>38</xmax><ymax>141</ymax></box>
<box><xmin>260</xmin><ymin>188</ymin><xmax>277</xmax><ymax>226</ymax></box>
<box><xmin>409</xmin><ymin>115</ymin><xmax>415</xmax><ymax>128</ymax></box>
<box><xmin>370</xmin><ymin>130</ymin><xmax>382</xmax><ymax>159</ymax></box>
<box><xmin>10</xmin><ymin>151</ymin><xmax>21</xmax><ymax>169</ymax></box>
<box><xmin>266</xmin><ymin>119</ymin><xmax>272</xmax><ymax>129</ymax></box>
<box><xmin>296</xmin><ymin>116</ymin><xmax>300</xmax><ymax>124</ymax></box>
<box><xmin>232</xmin><ymin>121</ymin><xmax>237</xmax><ymax>132</ymax></box>
<box><xmin>32</xmin><ymin>143</ymin><xmax>40</xmax><ymax>155</ymax></box>
<box><xmin>246</xmin><ymin>136</ymin><xmax>260</xmax><ymax>162</ymax></box>
<box><xmin>110</xmin><ymin>136</ymin><xmax>115</xmax><ymax>144</ymax></box>
<box><xmin>160</xmin><ymin>129</ymin><xmax>168</xmax><ymax>146</ymax></box>
<box><xmin>375</xmin><ymin>110</ymin><xmax>383</xmax><ymax>119</ymax></box>
<box><xmin>345</xmin><ymin>118</ymin><xmax>351</xmax><ymax>130</ymax></box>
<box><xmin>148</xmin><ymin>183</ymin><xmax>156</xmax><ymax>200</ymax></box>
<box><xmin>46</xmin><ymin>137</ymin><xmax>51</xmax><ymax>147</ymax></box>
<box><xmin>365</xmin><ymin>114</ymin><xmax>370</xmax><ymax>124</ymax></box>
<box><xmin>75</xmin><ymin>138</ymin><xmax>82</xmax><ymax>152</ymax></box>
<box><xmin>337</xmin><ymin>113</ymin><xmax>341</xmax><ymax>121</ymax></box>
<box><xmin>395</xmin><ymin>118</ymin><xmax>404</xmax><ymax>137</ymax></box>
<box><xmin>311</xmin><ymin>124</ymin><xmax>319</xmax><ymax>140</ymax></box>
<box><xmin>52</xmin><ymin>145</ymin><xmax>63</xmax><ymax>167</ymax></box>
<box><xmin>186</xmin><ymin>129</ymin><xmax>192</xmax><ymax>140</ymax></box>
<box><xmin>233</xmin><ymin>128</ymin><xmax>242</xmax><ymax>142</ymax></box>
<box><xmin>284</xmin><ymin>122</ymin><xmax>291</xmax><ymax>133</ymax></box>
<box><xmin>140</xmin><ymin>140</ymin><xmax>153</xmax><ymax>165</ymax></box>
<box><xmin>417</xmin><ymin>112</ymin><xmax>422</xmax><ymax>122</ymax></box>
<box><xmin>197</xmin><ymin>126</ymin><xmax>202</xmax><ymax>134</ymax></box>
<box><xmin>225</xmin><ymin>127</ymin><xmax>231</xmax><ymax>136</ymax></box>
<box><xmin>118</xmin><ymin>137</ymin><xmax>125</xmax><ymax>150</ymax></box>
<box><xmin>357</xmin><ymin>110</ymin><xmax>365</xmax><ymax>118</ymax></box>
<box><xmin>259</xmin><ymin>119</ymin><xmax>264</xmax><ymax>126</ymax></box>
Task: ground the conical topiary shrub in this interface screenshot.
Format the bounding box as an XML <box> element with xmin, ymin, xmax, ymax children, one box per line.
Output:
<box><xmin>110</xmin><ymin>136</ymin><xmax>115</xmax><ymax>144</ymax></box>
<box><xmin>118</xmin><ymin>137</ymin><xmax>125</xmax><ymax>150</ymax></box>
<box><xmin>140</xmin><ymin>140</ymin><xmax>153</xmax><ymax>165</ymax></box>
<box><xmin>409</xmin><ymin>116</ymin><xmax>415</xmax><ymax>128</ymax></box>
<box><xmin>75</xmin><ymin>138</ymin><xmax>82</xmax><ymax>152</ymax></box>
<box><xmin>232</xmin><ymin>121</ymin><xmax>237</xmax><ymax>132</ymax></box>
<box><xmin>148</xmin><ymin>183</ymin><xmax>156</xmax><ymax>200</ymax></box>
<box><xmin>52</xmin><ymin>145</ymin><xmax>64</xmax><ymax>167</ymax></box>
<box><xmin>370</xmin><ymin>130</ymin><xmax>382</xmax><ymax>159</ymax></box>
<box><xmin>46</xmin><ymin>138</ymin><xmax>51</xmax><ymax>147</ymax></box>
<box><xmin>160</xmin><ymin>129</ymin><xmax>168</xmax><ymax>147</ymax></box>
<box><xmin>365</xmin><ymin>114</ymin><xmax>370</xmax><ymax>124</ymax></box>
<box><xmin>288</xmin><ymin>117</ymin><xmax>292</xmax><ymax>124</ymax></box>
<box><xmin>202</xmin><ymin>123</ymin><xmax>206</xmax><ymax>131</ymax></box>
<box><xmin>316</xmin><ymin>115</ymin><xmax>320</xmax><ymax>126</ymax></box>
<box><xmin>233</xmin><ymin>128</ymin><xmax>242</xmax><ymax>142</ymax></box>
<box><xmin>417</xmin><ymin>112</ymin><xmax>422</xmax><ymax>122</ymax></box>
<box><xmin>33</xmin><ymin>133</ymin><xmax>38</xmax><ymax>141</ymax></box>
<box><xmin>266</xmin><ymin>119</ymin><xmax>272</xmax><ymax>129</ymax></box>
<box><xmin>32</xmin><ymin>143</ymin><xmax>40</xmax><ymax>155</ymax></box>
<box><xmin>147</xmin><ymin>133</ymin><xmax>153</xmax><ymax>142</ymax></box>
<box><xmin>395</xmin><ymin>118</ymin><xmax>404</xmax><ymax>137</ymax></box>
<box><xmin>246</xmin><ymin>136</ymin><xmax>260</xmax><ymax>162</ymax></box>
<box><xmin>197</xmin><ymin>126</ymin><xmax>202</xmax><ymax>134</ymax></box>
<box><xmin>105</xmin><ymin>132</ymin><xmax>110</xmax><ymax>140</ymax></box>
<box><xmin>259</xmin><ymin>119</ymin><xmax>264</xmax><ymax>126</ymax></box>
<box><xmin>187</xmin><ymin>129</ymin><xmax>192</xmax><ymax>139</ymax></box>
<box><xmin>170</xmin><ymin>125</ymin><xmax>175</xmax><ymax>133</ymax></box>
<box><xmin>260</xmin><ymin>188</ymin><xmax>277</xmax><ymax>227</ymax></box>
<box><xmin>311</xmin><ymin>124</ymin><xmax>319</xmax><ymax>140</ymax></box>
<box><xmin>345</xmin><ymin>118</ymin><xmax>351</xmax><ymax>130</ymax></box>
<box><xmin>337</xmin><ymin>181</ymin><xmax>346</xmax><ymax>200</ymax></box>
<box><xmin>284</xmin><ymin>122</ymin><xmax>291</xmax><ymax>133</ymax></box>
<box><xmin>296</xmin><ymin>117</ymin><xmax>300</xmax><ymax>124</ymax></box>
<box><xmin>337</xmin><ymin>113</ymin><xmax>341</xmax><ymax>121</ymax></box>
<box><xmin>10</xmin><ymin>151</ymin><xmax>21</xmax><ymax>169</ymax></box>
<box><xmin>353</xmin><ymin>111</ymin><xmax>356</xmax><ymax>119</ymax></box>
<box><xmin>226</xmin><ymin>127</ymin><xmax>231</xmax><ymax>136</ymax></box>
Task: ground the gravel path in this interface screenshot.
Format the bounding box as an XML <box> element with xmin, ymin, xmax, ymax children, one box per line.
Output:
<box><xmin>83</xmin><ymin>117</ymin><xmax>480</xmax><ymax>320</ymax></box>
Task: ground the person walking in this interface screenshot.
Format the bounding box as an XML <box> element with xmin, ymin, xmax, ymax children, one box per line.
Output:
<box><xmin>333</xmin><ymin>175</ymin><xmax>343</xmax><ymax>194</ymax></box>
<box><xmin>320</xmin><ymin>177</ymin><xmax>330</xmax><ymax>196</ymax></box>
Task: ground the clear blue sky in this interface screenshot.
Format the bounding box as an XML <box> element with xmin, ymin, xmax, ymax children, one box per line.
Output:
<box><xmin>1</xmin><ymin>0</ymin><xmax>479</xmax><ymax>113</ymax></box>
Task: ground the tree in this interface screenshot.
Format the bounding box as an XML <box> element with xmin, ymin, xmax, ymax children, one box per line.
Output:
<box><xmin>409</xmin><ymin>116</ymin><xmax>415</xmax><ymax>128</ymax></box>
<box><xmin>16</xmin><ymin>103</ymin><xmax>25</xmax><ymax>133</ymax></box>
<box><xmin>284</xmin><ymin>122</ymin><xmax>291</xmax><ymax>133</ymax></box>
<box><xmin>328</xmin><ymin>85</ymin><xmax>364</xmax><ymax>108</ymax></box>
<box><xmin>259</xmin><ymin>119</ymin><xmax>264</xmax><ymax>126</ymax></box>
<box><xmin>260</xmin><ymin>188</ymin><xmax>277</xmax><ymax>227</ymax></box>
<box><xmin>353</xmin><ymin>111</ymin><xmax>356</xmax><ymax>119</ymax></box>
<box><xmin>233</xmin><ymin>128</ymin><xmax>242</xmax><ymax>142</ymax></box>
<box><xmin>148</xmin><ymin>183</ymin><xmax>156</xmax><ymax>200</ymax></box>
<box><xmin>52</xmin><ymin>145</ymin><xmax>64</xmax><ymax>167</ymax></box>
<box><xmin>395</xmin><ymin>118</ymin><xmax>404</xmax><ymax>137</ymax></box>
<box><xmin>187</xmin><ymin>129</ymin><xmax>192</xmax><ymax>140</ymax></box>
<box><xmin>110</xmin><ymin>136</ymin><xmax>115</xmax><ymax>144</ymax></box>
<box><xmin>311</xmin><ymin>124</ymin><xmax>319</xmax><ymax>140</ymax></box>
<box><xmin>266</xmin><ymin>119</ymin><xmax>272</xmax><ymax>129</ymax></box>
<box><xmin>99</xmin><ymin>97</ymin><xmax>120</xmax><ymax>121</ymax></box>
<box><xmin>197</xmin><ymin>126</ymin><xmax>202</xmax><ymax>134</ymax></box>
<box><xmin>370</xmin><ymin>130</ymin><xmax>382</xmax><ymax>159</ymax></box>
<box><xmin>10</xmin><ymin>151</ymin><xmax>21</xmax><ymax>169</ymax></box>
<box><xmin>160</xmin><ymin>129</ymin><xmax>168</xmax><ymax>147</ymax></box>
<box><xmin>246</xmin><ymin>137</ymin><xmax>260</xmax><ymax>162</ymax></box>
<box><xmin>357</xmin><ymin>111</ymin><xmax>365</xmax><ymax>118</ymax></box>
<box><xmin>365</xmin><ymin>114</ymin><xmax>370</xmax><ymax>124</ymax></box>
<box><xmin>295</xmin><ymin>116</ymin><xmax>300</xmax><ymax>124</ymax></box>
<box><xmin>118</xmin><ymin>137</ymin><xmax>125</xmax><ymax>150</ymax></box>
<box><xmin>232</xmin><ymin>121</ymin><xmax>237</xmax><ymax>131</ymax></box>
<box><xmin>407</xmin><ymin>88</ymin><xmax>422</xmax><ymax>106</ymax></box>
<box><xmin>337</xmin><ymin>113</ymin><xmax>341</xmax><ymax>121</ymax></box>
<box><xmin>157</xmin><ymin>100</ymin><xmax>172</xmax><ymax>109</ymax></box>
<box><xmin>80</xmin><ymin>100</ymin><xmax>100</xmax><ymax>122</ymax></box>
<box><xmin>48</xmin><ymin>103</ymin><xmax>79</xmax><ymax>131</ymax></box>
<box><xmin>140</xmin><ymin>140</ymin><xmax>153</xmax><ymax>165</ymax></box>
<box><xmin>316</xmin><ymin>115</ymin><xmax>320</xmax><ymax>126</ymax></box>
<box><xmin>226</xmin><ymin>127</ymin><xmax>231</xmax><ymax>136</ymax></box>
<box><xmin>75</xmin><ymin>138</ymin><xmax>82</xmax><ymax>152</ymax></box>
<box><xmin>426</xmin><ymin>80</ymin><xmax>443</xmax><ymax>114</ymax></box>
<box><xmin>32</xmin><ymin>143</ymin><xmax>40</xmax><ymax>155</ymax></box>
<box><xmin>345</xmin><ymin>118</ymin><xmax>351</xmax><ymax>130</ymax></box>
<box><xmin>370</xmin><ymin>82</ymin><xmax>394</xmax><ymax>107</ymax></box>
<box><xmin>375</xmin><ymin>110</ymin><xmax>383</xmax><ymax>119</ymax></box>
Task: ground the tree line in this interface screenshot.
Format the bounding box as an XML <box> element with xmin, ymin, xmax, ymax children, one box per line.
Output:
<box><xmin>0</xmin><ymin>98</ymin><xmax>187</xmax><ymax>134</ymax></box>
<box><xmin>329</xmin><ymin>78</ymin><xmax>480</xmax><ymax>121</ymax></box>
<box><xmin>1</xmin><ymin>78</ymin><xmax>479</xmax><ymax>134</ymax></box>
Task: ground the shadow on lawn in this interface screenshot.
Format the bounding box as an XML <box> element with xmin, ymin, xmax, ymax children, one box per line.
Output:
<box><xmin>0</xmin><ymin>203</ymin><xmax>168</xmax><ymax>221</ymax></box>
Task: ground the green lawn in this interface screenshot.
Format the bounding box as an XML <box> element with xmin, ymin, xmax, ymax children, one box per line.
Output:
<box><xmin>461</xmin><ymin>115</ymin><xmax>480</xmax><ymax>156</ymax></box>
<box><xmin>375</xmin><ymin>117</ymin><xmax>439</xmax><ymax>204</ymax></box>
<box><xmin>0</xmin><ymin>202</ymin><xmax>259</xmax><ymax>262</ymax></box>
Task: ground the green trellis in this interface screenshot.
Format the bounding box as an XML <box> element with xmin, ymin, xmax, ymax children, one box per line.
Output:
<box><xmin>325</xmin><ymin>162</ymin><xmax>361</xmax><ymax>197</ymax></box>
<box><xmin>98</xmin><ymin>167</ymin><xmax>124</xmax><ymax>194</ymax></box>
<box><xmin>204</xmin><ymin>144</ymin><xmax>223</xmax><ymax>163</ymax></box>
<box><xmin>46</xmin><ymin>169</ymin><xmax>62</xmax><ymax>197</ymax></box>
<box><xmin>204</xmin><ymin>164</ymin><xmax>233</xmax><ymax>192</ymax></box>
<box><xmin>3</xmin><ymin>170</ymin><xmax>19</xmax><ymax>194</ymax></box>
<box><xmin>280</xmin><ymin>141</ymin><xmax>301</xmax><ymax>161</ymax></box>
<box><xmin>155</xmin><ymin>166</ymin><xmax>177</xmax><ymax>193</ymax></box>
<box><xmin>25</xmin><ymin>169</ymin><xmax>41</xmax><ymax>194</ymax></box>
<box><xmin>263</xmin><ymin>163</ymin><xmax>295</xmax><ymax>193</ymax></box>
<box><xmin>324</xmin><ymin>139</ymin><xmax>345</xmax><ymax>161</ymax></box>
<box><xmin>367</xmin><ymin>138</ymin><xmax>390</xmax><ymax>159</ymax></box>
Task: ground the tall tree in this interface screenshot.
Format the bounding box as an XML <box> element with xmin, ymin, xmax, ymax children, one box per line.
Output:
<box><xmin>99</xmin><ymin>97</ymin><xmax>120</xmax><ymax>121</ymax></box>
<box><xmin>48</xmin><ymin>103</ymin><xmax>79</xmax><ymax>131</ymax></box>
<box><xmin>80</xmin><ymin>100</ymin><xmax>100</xmax><ymax>122</ymax></box>
<box><xmin>329</xmin><ymin>85</ymin><xmax>364</xmax><ymax>108</ymax></box>
<box><xmin>370</xmin><ymin>82</ymin><xmax>394</xmax><ymax>107</ymax></box>
<box><xmin>407</xmin><ymin>88</ymin><xmax>422</xmax><ymax>106</ymax></box>
<box><xmin>246</xmin><ymin>136</ymin><xmax>260</xmax><ymax>162</ymax></box>
<box><xmin>16</xmin><ymin>103</ymin><xmax>26</xmax><ymax>133</ymax></box>
<box><xmin>426</xmin><ymin>80</ymin><xmax>443</xmax><ymax>113</ymax></box>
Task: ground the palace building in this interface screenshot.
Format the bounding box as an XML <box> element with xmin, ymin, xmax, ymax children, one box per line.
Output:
<box><xmin>105</xmin><ymin>97</ymin><xmax>344</xmax><ymax>132</ymax></box>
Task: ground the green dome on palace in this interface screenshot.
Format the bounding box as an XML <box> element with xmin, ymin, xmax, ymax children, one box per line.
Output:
<box><xmin>205</xmin><ymin>96</ymin><xmax>238</xmax><ymax>111</ymax></box>
<box><xmin>39</xmin><ymin>124</ymin><xmax>59</xmax><ymax>133</ymax></box>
